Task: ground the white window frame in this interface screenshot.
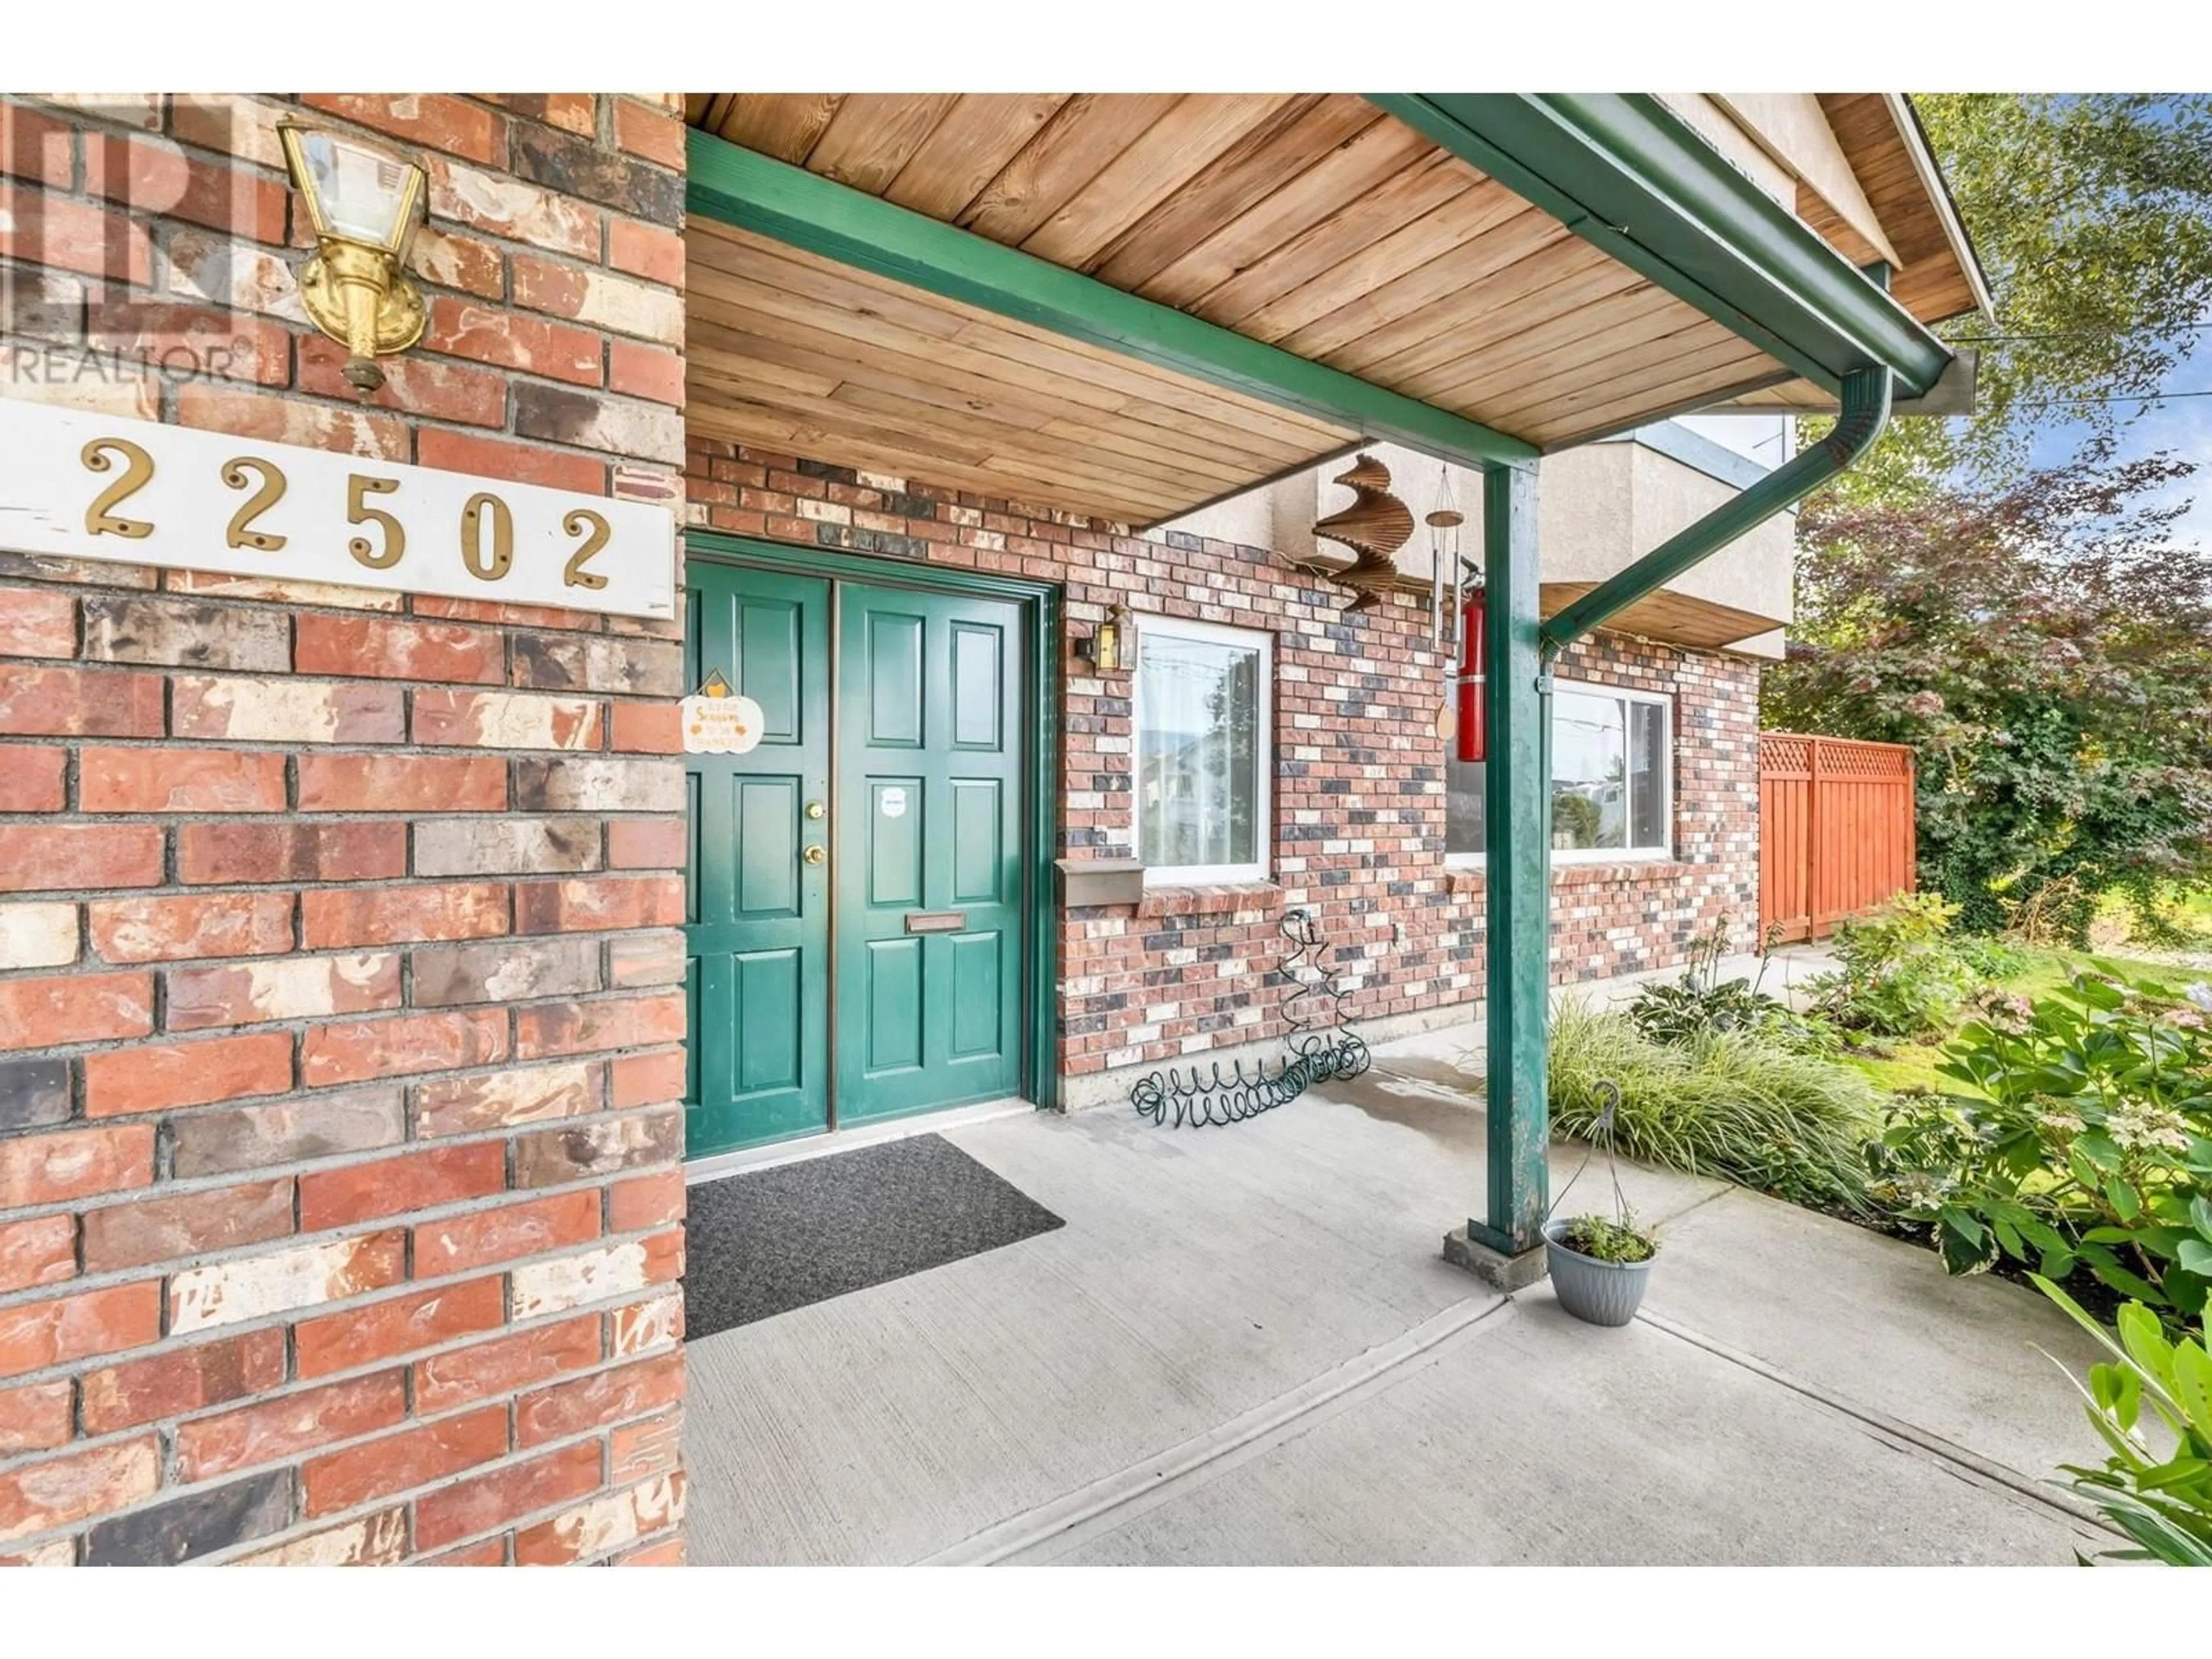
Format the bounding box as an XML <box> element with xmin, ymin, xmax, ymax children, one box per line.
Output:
<box><xmin>1444</xmin><ymin>677</ymin><xmax>1674</xmax><ymax>868</ymax></box>
<box><xmin>1132</xmin><ymin>615</ymin><xmax>1274</xmax><ymax>887</ymax></box>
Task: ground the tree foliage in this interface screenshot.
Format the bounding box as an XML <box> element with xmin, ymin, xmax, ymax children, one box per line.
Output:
<box><xmin>1763</xmin><ymin>450</ymin><xmax>2212</xmax><ymax>937</ymax></box>
<box><xmin>1836</xmin><ymin>94</ymin><xmax>2212</xmax><ymax>502</ymax></box>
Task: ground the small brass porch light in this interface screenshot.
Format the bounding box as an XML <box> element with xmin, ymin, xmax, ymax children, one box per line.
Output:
<box><xmin>278</xmin><ymin>123</ymin><xmax>429</xmax><ymax>396</ymax></box>
<box><xmin>1081</xmin><ymin>603</ymin><xmax>1135</xmax><ymax>673</ymax></box>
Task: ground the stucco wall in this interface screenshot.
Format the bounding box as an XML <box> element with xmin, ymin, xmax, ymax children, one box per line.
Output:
<box><xmin>1168</xmin><ymin>432</ymin><xmax>1794</xmax><ymax>656</ymax></box>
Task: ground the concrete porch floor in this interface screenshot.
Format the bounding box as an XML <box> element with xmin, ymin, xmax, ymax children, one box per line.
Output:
<box><xmin>682</xmin><ymin>1036</ymin><xmax>2111</xmax><ymax>1566</ymax></box>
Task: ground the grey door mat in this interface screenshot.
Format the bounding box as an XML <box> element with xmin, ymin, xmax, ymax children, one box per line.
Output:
<box><xmin>683</xmin><ymin>1132</ymin><xmax>1066</xmax><ymax>1339</ymax></box>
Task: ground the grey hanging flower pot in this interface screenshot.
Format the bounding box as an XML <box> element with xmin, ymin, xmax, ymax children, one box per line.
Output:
<box><xmin>1542</xmin><ymin>1217</ymin><xmax>1657</xmax><ymax>1327</ymax></box>
<box><xmin>1541</xmin><ymin>1081</ymin><xmax>1660</xmax><ymax>1328</ymax></box>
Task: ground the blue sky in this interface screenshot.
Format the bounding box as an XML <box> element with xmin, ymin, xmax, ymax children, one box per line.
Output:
<box><xmin>2012</xmin><ymin>93</ymin><xmax>2211</xmax><ymax>548</ymax></box>
<box><xmin>2018</xmin><ymin>338</ymin><xmax>2212</xmax><ymax>547</ymax></box>
<box><xmin>2135</xmin><ymin>391</ymin><xmax>2212</xmax><ymax>550</ymax></box>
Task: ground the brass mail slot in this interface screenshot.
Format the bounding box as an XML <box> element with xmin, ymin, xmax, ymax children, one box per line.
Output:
<box><xmin>903</xmin><ymin>910</ymin><xmax>968</xmax><ymax>935</ymax></box>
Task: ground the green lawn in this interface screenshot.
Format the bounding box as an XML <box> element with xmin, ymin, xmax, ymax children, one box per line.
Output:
<box><xmin>1839</xmin><ymin>946</ymin><xmax>2192</xmax><ymax>1097</ymax></box>
<box><xmin>2093</xmin><ymin>883</ymin><xmax>2212</xmax><ymax>950</ymax></box>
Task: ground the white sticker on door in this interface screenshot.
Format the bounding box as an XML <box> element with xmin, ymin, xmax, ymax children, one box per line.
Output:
<box><xmin>880</xmin><ymin>786</ymin><xmax>908</xmax><ymax>818</ymax></box>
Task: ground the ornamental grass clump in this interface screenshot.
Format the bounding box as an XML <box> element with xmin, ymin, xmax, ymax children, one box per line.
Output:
<box><xmin>1503</xmin><ymin>999</ymin><xmax>1884</xmax><ymax>1210</ymax></box>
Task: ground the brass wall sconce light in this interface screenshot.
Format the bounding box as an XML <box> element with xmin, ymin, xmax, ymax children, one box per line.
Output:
<box><xmin>1081</xmin><ymin>603</ymin><xmax>1136</xmax><ymax>673</ymax></box>
<box><xmin>278</xmin><ymin>123</ymin><xmax>429</xmax><ymax>396</ymax></box>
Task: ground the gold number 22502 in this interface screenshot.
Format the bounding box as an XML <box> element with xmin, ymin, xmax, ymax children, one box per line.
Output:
<box><xmin>75</xmin><ymin>441</ymin><xmax>627</xmax><ymax>598</ymax></box>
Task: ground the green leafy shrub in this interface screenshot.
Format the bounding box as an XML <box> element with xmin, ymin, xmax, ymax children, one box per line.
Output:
<box><xmin>1956</xmin><ymin>934</ymin><xmax>2030</xmax><ymax>980</ymax></box>
<box><xmin>1764</xmin><ymin>446</ymin><xmax>2212</xmax><ymax>941</ymax></box>
<box><xmin>1807</xmin><ymin>892</ymin><xmax>1982</xmax><ymax>1038</ymax></box>
<box><xmin>1517</xmin><ymin>1000</ymin><xmax>1883</xmax><ymax>1210</ymax></box>
<box><xmin>1626</xmin><ymin>918</ymin><xmax>1836</xmax><ymax>1054</ymax></box>
<box><xmin>2033</xmin><ymin>1277</ymin><xmax>2212</xmax><ymax>1566</ymax></box>
<box><xmin>1867</xmin><ymin>968</ymin><xmax>2212</xmax><ymax>1320</ymax></box>
<box><xmin>1556</xmin><ymin>1212</ymin><xmax>1657</xmax><ymax>1264</ymax></box>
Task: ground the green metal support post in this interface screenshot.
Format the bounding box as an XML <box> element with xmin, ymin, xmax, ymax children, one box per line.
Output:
<box><xmin>1443</xmin><ymin>462</ymin><xmax>1554</xmax><ymax>1286</ymax></box>
<box><xmin>1446</xmin><ymin>365</ymin><xmax>1899</xmax><ymax>1289</ymax></box>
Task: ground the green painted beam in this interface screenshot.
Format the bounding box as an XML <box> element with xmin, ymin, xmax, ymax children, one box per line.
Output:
<box><xmin>686</xmin><ymin>128</ymin><xmax>1540</xmax><ymax>476</ymax></box>
<box><xmin>1471</xmin><ymin>463</ymin><xmax>1551</xmax><ymax>1257</ymax></box>
<box><xmin>1370</xmin><ymin>95</ymin><xmax>1955</xmax><ymax>401</ymax></box>
<box><xmin>1541</xmin><ymin>365</ymin><xmax>1893</xmax><ymax>655</ymax></box>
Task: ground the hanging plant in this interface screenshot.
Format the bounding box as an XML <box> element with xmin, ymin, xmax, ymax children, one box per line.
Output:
<box><xmin>1543</xmin><ymin>1081</ymin><xmax>1663</xmax><ymax>1325</ymax></box>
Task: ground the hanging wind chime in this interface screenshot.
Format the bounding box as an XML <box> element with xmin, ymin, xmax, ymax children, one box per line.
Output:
<box><xmin>1425</xmin><ymin>476</ymin><xmax>1462</xmax><ymax>745</ymax></box>
<box><xmin>1422</xmin><ymin>471</ymin><xmax>1486</xmax><ymax>763</ymax></box>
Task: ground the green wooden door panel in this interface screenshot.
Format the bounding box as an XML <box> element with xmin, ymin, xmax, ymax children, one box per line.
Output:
<box><xmin>949</xmin><ymin>779</ymin><xmax>1001</xmax><ymax>904</ymax></box>
<box><xmin>863</xmin><ymin>936</ymin><xmax>926</xmax><ymax>1075</ymax></box>
<box><xmin>865</xmin><ymin>777</ymin><xmax>923</xmax><ymax>906</ymax></box>
<box><xmin>683</xmin><ymin>563</ymin><xmax>831</xmax><ymax>1157</ymax></box>
<box><xmin>736</xmin><ymin>949</ymin><xmax>803</xmax><ymax>1091</ymax></box>
<box><xmin>836</xmin><ymin>582</ymin><xmax>1024</xmax><ymax>1122</ymax></box>
<box><xmin>738</xmin><ymin>589</ymin><xmax>808</xmax><ymax>740</ymax></box>
<box><xmin>951</xmin><ymin>623</ymin><xmax>1002</xmax><ymax>749</ymax></box>
<box><xmin>947</xmin><ymin>932</ymin><xmax>1003</xmax><ymax>1058</ymax></box>
<box><xmin>865</xmin><ymin>607</ymin><xmax>926</xmax><ymax>747</ymax></box>
<box><xmin>734</xmin><ymin>778</ymin><xmax>801</xmax><ymax>916</ymax></box>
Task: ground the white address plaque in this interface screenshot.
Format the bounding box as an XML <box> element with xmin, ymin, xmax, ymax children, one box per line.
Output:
<box><xmin>0</xmin><ymin>403</ymin><xmax>677</xmax><ymax>619</ymax></box>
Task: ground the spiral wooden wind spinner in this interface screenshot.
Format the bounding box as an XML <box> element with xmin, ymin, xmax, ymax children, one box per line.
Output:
<box><xmin>1310</xmin><ymin>453</ymin><xmax>1414</xmax><ymax>611</ymax></box>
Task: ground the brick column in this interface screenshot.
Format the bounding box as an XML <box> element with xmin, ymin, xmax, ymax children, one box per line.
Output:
<box><xmin>0</xmin><ymin>94</ymin><xmax>690</xmax><ymax>1566</ymax></box>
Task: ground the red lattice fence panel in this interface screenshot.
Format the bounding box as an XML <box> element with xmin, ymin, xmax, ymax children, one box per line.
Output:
<box><xmin>1759</xmin><ymin>733</ymin><xmax>1916</xmax><ymax>944</ymax></box>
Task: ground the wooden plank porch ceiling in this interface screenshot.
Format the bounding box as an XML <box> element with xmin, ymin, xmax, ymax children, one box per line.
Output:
<box><xmin>683</xmin><ymin>93</ymin><xmax>1818</xmax><ymax>524</ymax></box>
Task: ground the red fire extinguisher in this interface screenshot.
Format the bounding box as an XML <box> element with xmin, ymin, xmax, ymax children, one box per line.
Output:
<box><xmin>1456</xmin><ymin>586</ymin><xmax>1487</xmax><ymax>763</ymax></box>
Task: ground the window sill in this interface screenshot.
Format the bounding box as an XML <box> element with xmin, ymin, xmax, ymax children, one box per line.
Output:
<box><xmin>1135</xmin><ymin>880</ymin><xmax>1283</xmax><ymax>918</ymax></box>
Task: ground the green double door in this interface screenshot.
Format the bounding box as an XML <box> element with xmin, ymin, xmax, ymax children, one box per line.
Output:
<box><xmin>683</xmin><ymin>560</ymin><xmax>1028</xmax><ymax>1158</ymax></box>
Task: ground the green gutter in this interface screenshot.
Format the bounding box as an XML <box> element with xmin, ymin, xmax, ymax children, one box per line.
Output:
<box><xmin>687</xmin><ymin>128</ymin><xmax>1540</xmax><ymax>475</ymax></box>
<box><xmin>1540</xmin><ymin>365</ymin><xmax>1893</xmax><ymax>656</ymax></box>
<box><xmin>1370</xmin><ymin>95</ymin><xmax>1954</xmax><ymax>400</ymax></box>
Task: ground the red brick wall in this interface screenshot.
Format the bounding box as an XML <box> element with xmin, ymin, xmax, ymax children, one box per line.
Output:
<box><xmin>683</xmin><ymin>440</ymin><xmax>1762</xmax><ymax>1086</ymax></box>
<box><xmin>0</xmin><ymin>95</ymin><xmax>688</xmax><ymax>1566</ymax></box>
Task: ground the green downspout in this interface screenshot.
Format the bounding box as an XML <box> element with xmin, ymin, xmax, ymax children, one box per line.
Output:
<box><xmin>1539</xmin><ymin>365</ymin><xmax>1894</xmax><ymax>659</ymax></box>
<box><xmin>1465</xmin><ymin>360</ymin><xmax>1894</xmax><ymax>1272</ymax></box>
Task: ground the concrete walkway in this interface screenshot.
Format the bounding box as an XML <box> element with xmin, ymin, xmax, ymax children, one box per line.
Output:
<box><xmin>681</xmin><ymin>1039</ymin><xmax>2110</xmax><ymax>1566</ymax></box>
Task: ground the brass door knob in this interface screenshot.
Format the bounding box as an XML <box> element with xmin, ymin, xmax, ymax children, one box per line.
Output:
<box><xmin>802</xmin><ymin>844</ymin><xmax>827</xmax><ymax>865</ymax></box>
